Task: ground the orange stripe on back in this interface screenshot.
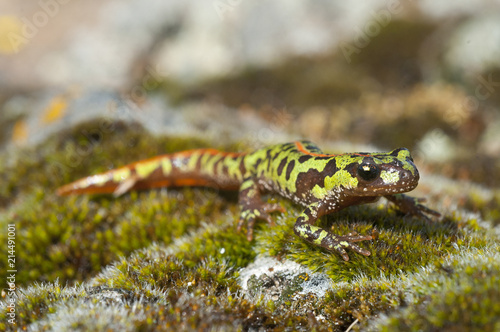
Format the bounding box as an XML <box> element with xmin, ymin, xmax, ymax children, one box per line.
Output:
<box><xmin>294</xmin><ymin>141</ymin><xmax>365</xmax><ymax>158</ymax></box>
<box><xmin>294</xmin><ymin>141</ymin><xmax>332</xmax><ymax>157</ymax></box>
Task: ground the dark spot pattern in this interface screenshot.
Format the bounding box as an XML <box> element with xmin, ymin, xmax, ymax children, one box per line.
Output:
<box><xmin>285</xmin><ymin>160</ymin><xmax>295</xmax><ymax>181</ymax></box>
<box><xmin>390</xmin><ymin>148</ymin><xmax>404</xmax><ymax>156</ymax></box>
<box><xmin>296</xmin><ymin>168</ymin><xmax>322</xmax><ymax>194</ymax></box>
<box><xmin>302</xmin><ymin>141</ymin><xmax>324</xmax><ymax>154</ymax></box>
<box><xmin>238</xmin><ymin>157</ymin><xmax>247</xmax><ymax>176</ymax></box>
<box><xmin>281</xmin><ymin>144</ymin><xmax>295</xmax><ymax>152</ymax></box>
<box><xmin>221</xmin><ymin>164</ymin><xmax>229</xmax><ymax>177</ymax></box>
<box><xmin>277</xmin><ymin>158</ymin><xmax>287</xmax><ymax>176</ymax></box>
<box><xmin>266</xmin><ymin>150</ymin><xmax>272</xmax><ymax>171</ymax></box>
<box><xmin>212</xmin><ymin>156</ymin><xmax>224</xmax><ymax>176</ymax></box>
<box><xmin>254</xmin><ymin>158</ymin><xmax>262</xmax><ymax>170</ymax></box>
<box><xmin>298</xmin><ymin>155</ymin><xmax>312</xmax><ymax>163</ymax></box>
<box><xmin>195</xmin><ymin>154</ymin><xmax>204</xmax><ymax>172</ymax></box>
<box><xmin>324</xmin><ymin>159</ymin><xmax>338</xmax><ymax>176</ymax></box>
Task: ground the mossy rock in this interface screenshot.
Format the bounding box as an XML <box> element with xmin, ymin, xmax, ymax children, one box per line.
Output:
<box><xmin>0</xmin><ymin>118</ymin><xmax>499</xmax><ymax>331</ymax></box>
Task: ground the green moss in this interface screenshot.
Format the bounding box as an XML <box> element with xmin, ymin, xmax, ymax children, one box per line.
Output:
<box><xmin>92</xmin><ymin>219</ymin><xmax>256</xmax><ymax>294</ymax></box>
<box><xmin>0</xmin><ymin>120</ymin><xmax>240</xmax><ymax>286</ymax></box>
<box><xmin>0</xmin><ymin>281</ymin><xmax>87</xmax><ymax>330</ymax></box>
<box><xmin>0</xmin><ymin>118</ymin><xmax>499</xmax><ymax>331</ymax></box>
<box><xmin>2</xmin><ymin>249</ymin><xmax>324</xmax><ymax>331</ymax></box>
<box><xmin>255</xmin><ymin>201</ymin><xmax>490</xmax><ymax>282</ymax></box>
<box><xmin>367</xmin><ymin>251</ymin><xmax>500</xmax><ymax>331</ymax></box>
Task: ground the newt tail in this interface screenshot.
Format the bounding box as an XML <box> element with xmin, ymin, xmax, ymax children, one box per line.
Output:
<box><xmin>56</xmin><ymin>149</ymin><xmax>246</xmax><ymax>196</ymax></box>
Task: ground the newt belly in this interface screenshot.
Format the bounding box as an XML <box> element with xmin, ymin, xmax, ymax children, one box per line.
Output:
<box><xmin>57</xmin><ymin>140</ymin><xmax>440</xmax><ymax>260</ymax></box>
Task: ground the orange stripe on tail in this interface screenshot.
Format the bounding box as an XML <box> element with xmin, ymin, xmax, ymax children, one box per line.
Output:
<box><xmin>57</xmin><ymin>148</ymin><xmax>246</xmax><ymax>196</ymax></box>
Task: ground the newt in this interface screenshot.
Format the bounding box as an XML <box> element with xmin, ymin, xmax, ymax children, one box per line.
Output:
<box><xmin>57</xmin><ymin>140</ymin><xmax>440</xmax><ymax>261</ymax></box>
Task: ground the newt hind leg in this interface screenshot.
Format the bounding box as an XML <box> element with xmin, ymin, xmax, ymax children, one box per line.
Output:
<box><xmin>237</xmin><ymin>177</ymin><xmax>285</xmax><ymax>241</ymax></box>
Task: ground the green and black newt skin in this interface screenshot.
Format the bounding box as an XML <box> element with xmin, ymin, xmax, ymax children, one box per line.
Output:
<box><xmin>57</xmin><ymin>141</ymin><xmax>440</xmax><ymax>261</ymax></box>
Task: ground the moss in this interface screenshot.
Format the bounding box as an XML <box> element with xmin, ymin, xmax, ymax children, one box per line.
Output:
<box><xmin>0</xmin><ymin>120</ymin><xmax>220</xmax><ymax>206</ymax></box>
<box><xmin>0</xmin><ymin>119</ymin><xmax>240</xmax><ymax>286</ymax></box>
<box><xmin>0</xmin><ymin>281</ymin><xmax>87</xmax><ymax>331</ymax></box>
<box><xmin>254</xmin><ymin>200</ymin><xmax>488</xmax><ymax>282</ymax></box>
<box><xmin>2</xmin><ymin>251</ymin><xmax>323</xmax><ymax>331</ymax></box>
<box><xmin>0</xmin><ymin>117</ymin><xmax>499</xmax><ymax>331</ymax></box>
<box><xmin>366</xmin><ymin>251</ymin><xmax>500</xmax><ymax>331</ymax></box>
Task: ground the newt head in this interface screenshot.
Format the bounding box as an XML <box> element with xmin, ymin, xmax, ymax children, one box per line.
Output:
<box><xmin>349</xmin><ymin>147</ymin><xmax>420</xmax><ymax>196</ymax></box>
<box><xmin>320</xmin><ymin>148</ymin><xmax>420</xmax><ymax>198</ymax></box>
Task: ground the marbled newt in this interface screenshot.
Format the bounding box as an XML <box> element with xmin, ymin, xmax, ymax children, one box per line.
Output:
<box><xmin>57</xmin><ymin>140</ymin><xmax>440</xmax><ymax>261</ymax></box>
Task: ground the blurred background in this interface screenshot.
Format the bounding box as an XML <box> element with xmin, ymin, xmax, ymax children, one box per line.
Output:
<box><xmin>0</xmin><ymin>0</ymin><xmax>499</xmax><ymax>186</ymax></box>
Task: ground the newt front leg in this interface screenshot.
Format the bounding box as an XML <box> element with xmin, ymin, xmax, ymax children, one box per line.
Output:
<box><xmin>385</xmin><ymin>194</ymin><xmax>441</xmax><ymax>220</ymax></box>
<box><xmin>293</xmin><ymin>201</ymin><xmax>372</xmax><ymax>261</ymax></box>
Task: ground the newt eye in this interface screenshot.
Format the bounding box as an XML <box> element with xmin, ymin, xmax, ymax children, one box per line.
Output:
<box><xmin>357</xmin><ymin>163</ymin><xmax>379</xmax><ymax>181</ymax></box>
